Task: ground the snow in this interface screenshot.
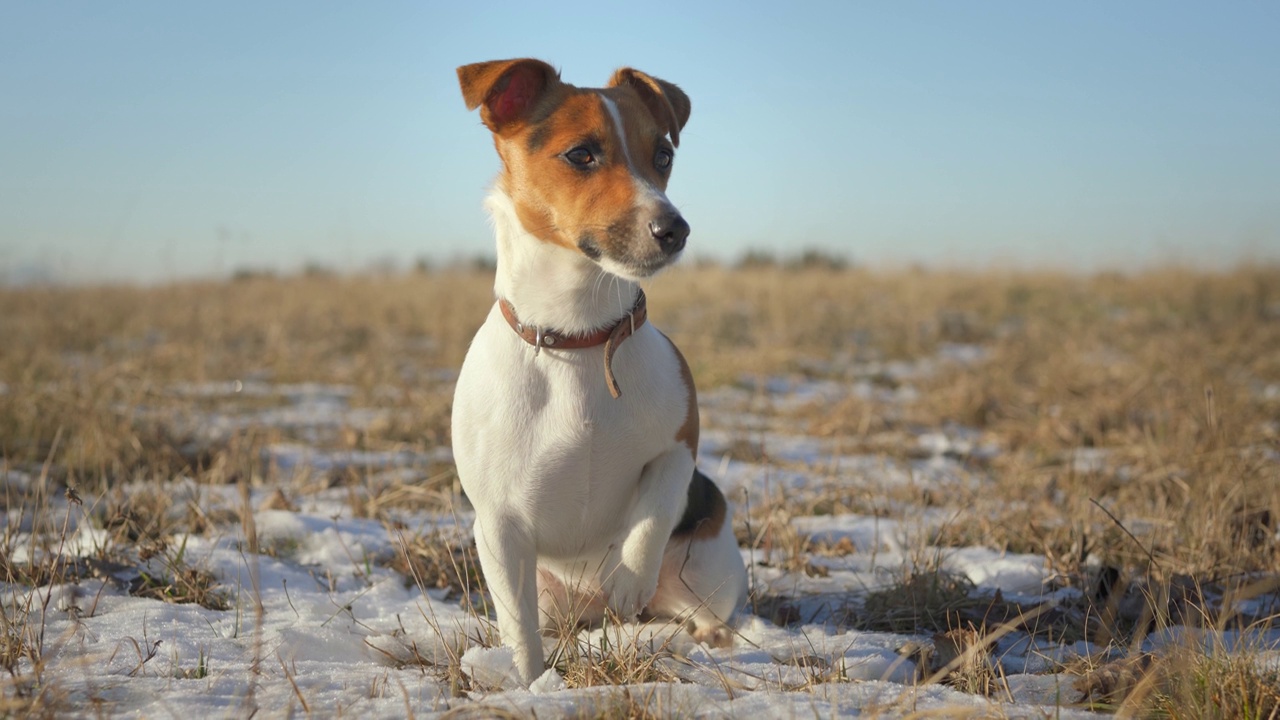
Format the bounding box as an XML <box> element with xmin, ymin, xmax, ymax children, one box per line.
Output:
<box><xmin>791</xmin><ymin>514</ymin><xmax>914</xmax><ymax>553</ymax></box>
<box><xmin>461</xmin><ymin>646</ymin><xmax>524</xmax><ymax>691</ymax></box>
<box><xmin>5</xmin><ymin>344</ymin><xmax>1277</xmax><ymax>718</ymax></box>
<box><xmin>943</xmin><ymin>547</ymin><xmax>1047</xmax><ymax>596</ymax></box>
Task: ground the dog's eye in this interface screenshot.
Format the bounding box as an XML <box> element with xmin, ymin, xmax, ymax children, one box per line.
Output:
<box><xmin>564</xmin><ymin>147</ymin><xmax>595</xmax><ymax>167</ymax></box>
<box><xmin>655</xmin><ymin>148</ymin><xmax>673</xmax><ymax>170</ymax></box>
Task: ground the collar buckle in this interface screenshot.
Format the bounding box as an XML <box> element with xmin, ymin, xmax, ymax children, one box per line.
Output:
<box><xmin>497</xmin><ymin>290</ymin><xmax>649</xmax><ymax>398</ymax></box>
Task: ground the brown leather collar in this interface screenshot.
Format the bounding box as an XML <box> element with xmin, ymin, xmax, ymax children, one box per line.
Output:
<box><xmin>498</xmin><ymin>290</ymin><xmax>647</xmax><ymax>399</ymax></box>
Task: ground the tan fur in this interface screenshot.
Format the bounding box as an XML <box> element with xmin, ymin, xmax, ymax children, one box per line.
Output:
<box><xmin>608</xmin><ymin>68</ymin><xmax>691</xmax><ymax>147</ymax></box>
<box><xmin>667</xmin><ymin>333</ymin><xmax>700</xmax><ymax>456</ymax></box>
<box><xmin>457</xmin><ymin>59</ymin><xmax>690</xmax><ymax>271</ymax></box>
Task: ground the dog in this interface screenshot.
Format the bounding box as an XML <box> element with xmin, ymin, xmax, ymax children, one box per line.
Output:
<box><xmin>451</xmin><ymin>58</ymin><xmax>748</xmax><ymax>685</ymax></box>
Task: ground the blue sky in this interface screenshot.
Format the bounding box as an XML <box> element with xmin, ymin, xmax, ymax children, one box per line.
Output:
<box><xmin>2</xmin><ymin>1</ymin><xmax>1278</xmax><ymax>283</ymax></box>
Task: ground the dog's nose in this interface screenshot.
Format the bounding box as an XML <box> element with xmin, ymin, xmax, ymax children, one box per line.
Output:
<box><xmin>649</xmin><ymin>213</ymin><xmax>689</xmax><ymax>255</ymax></box>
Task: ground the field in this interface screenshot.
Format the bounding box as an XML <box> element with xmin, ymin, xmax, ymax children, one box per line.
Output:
<box><xmin>3</xmin><ymin>264</ymin><xmax>1280</xmax><ymax>718</ymax></box>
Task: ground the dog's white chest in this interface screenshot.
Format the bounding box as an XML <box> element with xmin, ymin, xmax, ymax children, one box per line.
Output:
<box><xmin>452</xmin><ymin>308</ymin><xmax>688</xmax><ymax>555</ymax></box>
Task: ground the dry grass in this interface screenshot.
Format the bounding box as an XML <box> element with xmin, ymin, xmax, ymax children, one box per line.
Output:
<box><xmin>0</xmin><ymin>272</ymin><xmax>488</xmax><ymax>488</ymax></box>
<box><xmin>389</xmin><ymin>528</ymin><xmax>484</xmax><ymax>600</ymax></box>
<box><xmin>549</xmin><ymin>618</ymin><xmax>683</xmax><ymax>690</ymax></box>
<box><xmin>126</xmin><ymin>546</ymin><xmax>231</xmax><ymax>611</ymax></box>
<box><xmin>3</xmin><ymin>263</ymin><xmax>1279</xmax><ymax>711</ymax></box>
<box><xmin>1074</xmin><ymin>646</ymin><xmax>1280</xmax><ymax>717</ymax></box>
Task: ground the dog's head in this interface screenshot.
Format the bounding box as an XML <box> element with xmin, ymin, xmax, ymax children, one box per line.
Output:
<box><xmin>458</xmin><ymin>59</ymin><xmax>691</xmax><ymax>280</ymax></box>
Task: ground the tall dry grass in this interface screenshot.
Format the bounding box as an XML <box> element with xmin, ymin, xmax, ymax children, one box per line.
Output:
<box><xmin>4</xmin><ymin>266</ymin><xmax>1277</xmax><ymax>570</ymax></box>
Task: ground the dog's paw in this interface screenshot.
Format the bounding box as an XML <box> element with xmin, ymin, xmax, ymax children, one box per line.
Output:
<box><xmin>692</xmin><ymin>622</ymin><xmax>735</xmax><ymax>648</ymax></box>
<box><xmin>601</xmin><ymin>562</ymin><xmax>657</xmax><ymax>621</ymax></box>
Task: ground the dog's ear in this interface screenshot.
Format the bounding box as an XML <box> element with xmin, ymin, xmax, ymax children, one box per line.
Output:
<box><xmin>457</xmin><ymin>59</ymin><xmax>560</xmax><ymax>132</ymax></box>
<box><xmin>608</xmin><ymin>68</ymin><xmax>691</xmax><ymax>147</ymax></box>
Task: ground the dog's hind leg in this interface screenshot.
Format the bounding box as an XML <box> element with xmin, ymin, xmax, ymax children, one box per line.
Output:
<box><xmin>647</xmin><ymin>519</ymin><xmax>747</xmax><ymax>646</ymax></box>
<box><xmin>537</xmin><ymin>567</ymin><xmax>606</xmax><ymax>635</ymax></box>
<box><xmin>645</xmin><ymin>472</ymin><xmax>747</xmax><ymax>646</ymax></box>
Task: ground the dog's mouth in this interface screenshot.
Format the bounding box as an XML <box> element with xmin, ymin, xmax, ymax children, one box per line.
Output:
<box><xmin>589</xmin><ymin>247</ymin><xmax>680</xmax><ymax>282</ymax></box>
<box><xmin>631</xmin><ymin>254</ymin><xmax>679</xmax><ymax>276</ymax></box>
<box><xmin>577</xmin><ymin>233</ymin><xmax>684</xmax><ymax>281</ymax></box>
<box><xmin>599</xmin><ymin>258</ymin><xmax>669</xmax><ymax>283</ymax></box>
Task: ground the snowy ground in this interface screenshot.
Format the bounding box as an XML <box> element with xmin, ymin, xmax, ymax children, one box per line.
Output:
<box><xmin>5</xmin><ymin>343</ymin><xmax>1278</xmax><ymax>717</ymax></box>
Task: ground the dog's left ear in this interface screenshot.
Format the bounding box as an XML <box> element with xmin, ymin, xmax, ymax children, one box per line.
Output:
<box><xmin>608</xmin><ymin>68</ymin><xmax>691</xmax><ymax>147</ymax></box>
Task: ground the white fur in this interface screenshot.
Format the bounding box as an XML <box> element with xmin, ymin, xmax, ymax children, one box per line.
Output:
<box><xmin>601</xmin><ymin>96</ymin><xmax>636</xmax><ymax>170</ymax></box>
<box><xmin>486</xmin><ymin>190</ymin><xmax>639</xmax><ymax>334</ymax></box>
<box><xmin>452</xmin><ymin>188</ymin><xmax>747</xmax><ymax>685</ymax></box>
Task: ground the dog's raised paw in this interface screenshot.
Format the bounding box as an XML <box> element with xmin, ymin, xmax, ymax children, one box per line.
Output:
<box><xmin>601</xmin><ymin>563</ymin><xmax>657</xmax><ymax>620</ymax></box>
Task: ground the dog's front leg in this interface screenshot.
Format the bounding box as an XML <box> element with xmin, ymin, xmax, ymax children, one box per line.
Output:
<box><xmin>473</xmin><ymin>514</ymin><xmax>543</xmax><ymax>685</ymax></box>
<box><xmin>602</xmin><ymin>447</ymin><xmax>694</xmax><ymax>619</ymax></box>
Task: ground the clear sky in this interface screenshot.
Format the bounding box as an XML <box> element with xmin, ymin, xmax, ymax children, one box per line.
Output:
<box><xmin>2</xmin><ymin>1</ymin><xmax>1278</xmax><ymax>284</ymax></box>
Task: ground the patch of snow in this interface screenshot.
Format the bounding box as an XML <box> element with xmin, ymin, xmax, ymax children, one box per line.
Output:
<box><xmin>3</xmin><ymin>477</ymin><xmax>1221</xmax><ymax>719</ymax></box>
<box><xmin>915</xmin><ymin>424</ymin><xmax>1002</xmax><ymax>461</ymax></box>
<box><xmin>997</xmin><ymin>636</ymin><xmax>1100</xmax><ymax>674</ymax></box>
<box><xmin>700</xmin><ymin>431</ymin><xmax>979</xmax><ymax>498</ymax></box>
<box><xmin>743</xmin><ymin>375</ymin><xmax>921</xmax><ymax>409</ymax></box>
<box><xmin>529</xmin><ymin>667</ymin><xmax>566</xmax><ymax>694</ymax></box>
<box><xmin>264</xmin><ymin>443</ymin><xmax>451</xmax><ymax>474</ymax></box>
<box><xmin>142</xmin><ymin>381</ymin><xmax>410</xmax><ymax>448</ymax></box>
<box><xmin>461</xmin><ymin>646</ymin><xmax>524</xmax><ymax>691</ymax></box>
<box><xmin>935</xmin><ymin>342</ymin><xmax>989</xmax><ymax>365</ymax></box>
<box><xmin>706</xmin><ymin>456</ymin><xmax>817</xmax><ymax>495</ymax></box>
<box><xmin>793</xmin><ymin>514</ymin><xmax>911</xmax><ymax>553</ymax></box>
<box><xmin>944</xmin><ymin>547</ymin><xmax>1048</xmax><ymax>596</ymax></box>
<box><xmin>1004</xmin><ymin>672</ymin><xmax>1083</xmax><ymax>706</ymax></box>
<box><xmin>1</xmin><ymin>468</ymin><xmax>35</xmax><ymax>493</ymax></box>
<box><xmin>168</xmin><ymin>381</ymin><xmax>355</xmax><ymax>402</ymax></box>
<box><xmin>1069</xmin><ymin>447</ymin><xmax>1110</xmax><ymax>474</ymax></box>
<box><xmin>1144</xmin><ymin>626</ymin><xmax>1280</xmax><ymax>654</ymax></box>
<box><xmin>1257</xmin><ymin>651</ymin><xmax>1280</xmax><ymax>673</ymax></box>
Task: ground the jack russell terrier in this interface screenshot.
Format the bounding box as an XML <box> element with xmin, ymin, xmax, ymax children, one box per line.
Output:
<box><xmin>451</xmin><ymin>58</ymin><xmax>748</xmax><ymax>685</ymax></box>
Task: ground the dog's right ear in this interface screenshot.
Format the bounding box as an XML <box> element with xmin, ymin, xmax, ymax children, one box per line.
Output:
<box><xmin>457</xmin><ymin>59</ymin><xmax>559</xmax><ymax>133</ymax></box>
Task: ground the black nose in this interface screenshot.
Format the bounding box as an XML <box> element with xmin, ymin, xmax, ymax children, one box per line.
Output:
<box><xmin>649</xmin><ymin>213</ymin><xmax>690</xmax><ymax>255</ymax></box>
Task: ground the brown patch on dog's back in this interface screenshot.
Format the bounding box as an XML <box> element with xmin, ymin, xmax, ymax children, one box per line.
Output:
<box><xmin>663</xmin><ymin>331</ymin><xmax>699</xmax><ymax>455</ymax></box>
<box><xmin>672</xmin><ymin>469</ymin><xmax>727</xmax><ymax>540</ymax></box>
